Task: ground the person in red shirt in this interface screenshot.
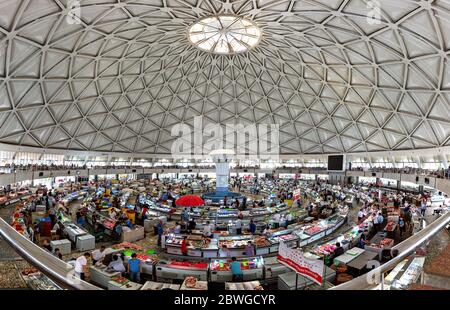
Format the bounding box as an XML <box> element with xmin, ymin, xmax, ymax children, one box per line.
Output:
<box><xmin>181</xmin><ymin>236</ymin><xmax>188</xmax><ymax>256</ymax></box>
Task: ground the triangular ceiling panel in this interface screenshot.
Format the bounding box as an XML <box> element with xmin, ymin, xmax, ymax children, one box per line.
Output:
<box><xmin>0</xmin><ymin>0</ymin><xmax>446</xmax><ymax>155</ymax></box>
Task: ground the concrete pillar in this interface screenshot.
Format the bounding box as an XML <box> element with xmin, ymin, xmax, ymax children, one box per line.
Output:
<box><xmin>440</xmin><ymin>154</ymin><xmax>448</xmax><ymax>169</ymax></box>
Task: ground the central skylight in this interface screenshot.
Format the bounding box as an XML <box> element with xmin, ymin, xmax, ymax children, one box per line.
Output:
<box><xmin>188</xmin><ymin>15</ymin><xmax>261</xmax><ymax>54</ymax></box>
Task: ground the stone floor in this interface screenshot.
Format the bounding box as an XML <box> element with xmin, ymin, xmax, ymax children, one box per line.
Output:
<box><xmin>423</xmin><ymin>207</ymin><xmax>450</xmax><ymax>267</ymax></box>
<box><xmin>0</xmin><ymin>205</ymin><xmax>21</xmax><ymax>261</ymax></box>
<box><xmin>0</xmin><ymin>204</ymin><xmax>29</xmax><ymax>288</ymax></box>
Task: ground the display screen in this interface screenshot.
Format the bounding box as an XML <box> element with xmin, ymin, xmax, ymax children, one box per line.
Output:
<box><xmin>328</xmin><ymin>155</ymin><xmax>344</xmax><ymax>171</ymax></box>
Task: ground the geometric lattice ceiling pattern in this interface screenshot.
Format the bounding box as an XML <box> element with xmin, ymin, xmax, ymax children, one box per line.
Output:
<box><xmin>0</xmin><ymin>0</ymin><xmax>449</xmax><ymax>155</ymax></box>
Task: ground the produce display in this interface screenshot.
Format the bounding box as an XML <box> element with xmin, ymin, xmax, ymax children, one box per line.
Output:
<box><xmin>210</xmin><ymin>257</ymin><xmax>264</xmax><ymax>271</ymax></box>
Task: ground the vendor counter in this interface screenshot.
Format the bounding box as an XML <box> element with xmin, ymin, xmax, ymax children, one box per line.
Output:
<box><xmin>89</xmin><ymin>265</ymin><xmax>121</xmax><ymax>288</ymax></box>
<box><xmin>120</xmin><ymin>225</ymin><xmax>145</xmax><ymax>242</ymax></box>
<box><xmin>156</xmin><ymin>259</ymin><xmax>209</xmax><ymax>281</ymax></box>
<box><xmin>163</xmin><ymin>213</ymin><xmax>348</xmax><ymax>259</ymax></box>
<box><xmin>209</xmin><ymin>256</ymin><xmax>264</xmax><ymax>282</ymax></box>
<box><xmin>277</xmin><ymin>269</ymin><xmax>336</xmax><ymax>290</ymax></box>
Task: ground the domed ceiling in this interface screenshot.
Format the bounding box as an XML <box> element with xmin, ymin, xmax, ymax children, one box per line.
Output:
<box><xmin>0</xmin><ymin>0</ymin><xmax>449</xmax><ymax>156</ymax></box>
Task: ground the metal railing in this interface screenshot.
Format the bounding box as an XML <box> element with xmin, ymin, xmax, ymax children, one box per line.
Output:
<box><xmin>330</xmin><ymin>211</ymin><xmax>450</xmax><ymax>290</ymax></box>
<box><xmin>0</xmin><ymin>218</ymin><xmax>102</xmax><ymax>290</ymax></box>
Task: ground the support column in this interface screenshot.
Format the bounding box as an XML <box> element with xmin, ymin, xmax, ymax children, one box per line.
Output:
<box><xmin>440</xmin><ymin>154</ymin><xmax>448</xmax><ymax>169</ymax></box>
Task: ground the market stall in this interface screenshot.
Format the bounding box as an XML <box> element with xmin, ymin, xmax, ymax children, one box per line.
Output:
<box><xmin>365</xmin><ymin>232</ymin><xmax>394</xmax><ymax>260</ymax></box>
<box><xmin>89</xmin><ymin>265</ymin><xmax>121</xmax><ymax>288</ymax></box>
<box><xmin>155</xmin><ymin>259</ymin><xmax>209</xmax><ymax>281</ymax></box>
<box><xmin>209</xmin><ymin>256</ymin><xmax>264</xmax><ymax>282</ymax></box>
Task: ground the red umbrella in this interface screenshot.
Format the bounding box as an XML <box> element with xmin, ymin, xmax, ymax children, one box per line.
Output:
<box><xmin>175</xmin><ymin>195</ymin><xmax>204</xmax><ymax>207</ymax></box>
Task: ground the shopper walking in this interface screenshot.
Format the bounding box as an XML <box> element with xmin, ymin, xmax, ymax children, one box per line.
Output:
<box><xmin>157</xmin><ymin>220</ymin><xmax>164</xmax><ymax>247</ymax></box>
<box><xmin>420</xmin><ymin>200</ymin><xmax>427</xmax><ymax>217</ymax></box>
<box><xmin>127</xmin><ymin>253</ymin><xmax>142</xmax><ymax>283</ymax></box>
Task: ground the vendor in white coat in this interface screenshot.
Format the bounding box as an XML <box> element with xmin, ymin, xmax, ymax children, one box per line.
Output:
<box><xmin>108</xmin><ymin>254</ymin><xmax>126</xmax><ymax>273</ymax></box>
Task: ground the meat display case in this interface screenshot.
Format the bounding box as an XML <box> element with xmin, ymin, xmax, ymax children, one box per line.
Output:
<box><xmin>89</xmin><ymin>265</ymin><xmax>121</xmax><ymax>288</ymax></box>
<box><xmin>209</xmin><ymin>256</ymin><xmax>264</xmax><ymax>282</ymax></box>
<box><xmin>155</xmin><ymin>259</ymin><xmax>209</xmax><ymax>281</ymax></box>
<box><xmin>122</xmin><ymin>250</ymin><xmax>158</xmax><ymax>275</ymax></box>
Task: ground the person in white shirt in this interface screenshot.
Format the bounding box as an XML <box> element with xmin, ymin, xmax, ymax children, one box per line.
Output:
<box><xmin>74</xmin><ymin>252</ymin><xmax>91</xmax><ymax>280</ymax></box>
<box><xmin>203</xmin><ymin>221</ymin><xmax>212</xmax><ymax>237</ymax></box>
<box><xmin>218</xmin><ymin>244</ymin><xmax>230</xmax><ymax>258</ymax></box>
<box><xmin>91</xmin><ymin>246</ymin><xmax>106</xmax><ymax>265</ymax></box>
<box><xmin>286</xmin><ymin>213</ymin><xmax>293</xmax><ymax>222</ymax></box>
<box><xmin>107</xmin><ymin>254</ymin><xmax>126</xmax><ymax>273</ymax></box>
<box><xmin>235</xmin><ymin>218</ymin><xmax>242</xmax><ymax>235</ymax></box>
<box><xmin>173</xmin><ymin>222</ymin><xmax>181</xmax><ymax>234</ymax></box>
<box><xmin>273</xmin><ymin>213</ymin><xmax>281</xmax><ymax>222</ymax></box>
<box><xmin>357</xmin><ymin>209</ymin><xmax>365</xmax><ymax>223</ymax></box>
<box><xmin>110</xmin><ymin>209</ymin><xmax>117</xmax><ymax>219</ymax></box>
